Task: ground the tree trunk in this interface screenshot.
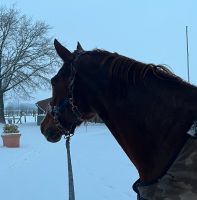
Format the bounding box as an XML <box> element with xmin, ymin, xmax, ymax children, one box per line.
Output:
<box><xmin>0</xmin><ymin>92</ymin><xmax>5</xmax><ymax>123</ymax></box>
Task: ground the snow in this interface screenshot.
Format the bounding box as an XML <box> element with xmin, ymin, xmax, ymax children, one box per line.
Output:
<box><xmin>0</xmin><ymin>117</ymin><xmax>138</xmax><ymax>200</ymax></box>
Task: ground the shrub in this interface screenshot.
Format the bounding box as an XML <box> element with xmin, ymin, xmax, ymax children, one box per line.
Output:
<box><xmin>3</xmin><ymin>124</ymin><xmax>19</xmax><ymax>133</ymax></box>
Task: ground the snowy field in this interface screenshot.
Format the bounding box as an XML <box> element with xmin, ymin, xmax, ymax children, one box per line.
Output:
<box><xmin>0</xmin><ymin>117</ymin><xmax>138</xmax><ymax>200</ymax></box>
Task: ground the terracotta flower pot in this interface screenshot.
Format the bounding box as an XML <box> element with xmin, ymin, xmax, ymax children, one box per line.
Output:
<box><xmin>1</xmin><ymin>133</ymin><xmax>21</xmax><ymax>148</ymax></box>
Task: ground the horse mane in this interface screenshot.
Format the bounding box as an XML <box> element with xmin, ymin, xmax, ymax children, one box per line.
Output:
<box><xmin>90</xmin><ymin>49</ymin><xmax>189</xmax><ymax>88</ymax></box>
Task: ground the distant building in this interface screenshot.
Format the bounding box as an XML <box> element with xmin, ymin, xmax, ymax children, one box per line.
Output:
<box><xmin>35</xmin><ymin>98</ymin><xmax>51</xmax><ymax>125</ymax></box>
<box><xmin>36</xmin><ymin>98</ymin><xmax>51</xmax><ymax>115</ymax></box>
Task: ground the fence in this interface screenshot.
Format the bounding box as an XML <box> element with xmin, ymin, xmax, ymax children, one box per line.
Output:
<box><xmin>4</xmin><ymin>110</ymin><xmax>37</xmax><ymax>124</ymax></box>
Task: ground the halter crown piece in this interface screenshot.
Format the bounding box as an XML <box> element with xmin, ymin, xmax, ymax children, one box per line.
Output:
<box><xmin>47</xmin><ymin>51</ymin><xmax>87</xmax><ymax>137</ymax></box>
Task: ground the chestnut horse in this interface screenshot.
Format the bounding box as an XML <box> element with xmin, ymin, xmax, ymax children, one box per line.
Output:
<box><xmin>41</xmin><ymin>40</ymin><xmax>197</xmax><ymax>199</ymax></box>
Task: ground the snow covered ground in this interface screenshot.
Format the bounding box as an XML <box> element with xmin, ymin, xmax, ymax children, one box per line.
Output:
<box><xmin>0</xmin><ymin>117</ymin><xmax>138</xmax><ymax>200</ymax></box>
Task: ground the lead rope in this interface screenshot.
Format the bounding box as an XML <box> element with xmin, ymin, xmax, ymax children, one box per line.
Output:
<box><xmin>65</xmin><ymin>136</ymin><xmax>75</xmax><ymax>200</ymax></box>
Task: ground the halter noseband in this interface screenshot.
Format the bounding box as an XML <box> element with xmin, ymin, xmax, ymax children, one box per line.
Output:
<box><xmin>47</xmin><ymin>51</ymin><xmax>87</xmax><ymax>137</ymax></box>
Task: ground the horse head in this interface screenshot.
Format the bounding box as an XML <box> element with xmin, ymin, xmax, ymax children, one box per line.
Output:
<box><xmin>41</xmin><ymin>39</ymin><xmax>97</xmax><ymax>142</ymax></box>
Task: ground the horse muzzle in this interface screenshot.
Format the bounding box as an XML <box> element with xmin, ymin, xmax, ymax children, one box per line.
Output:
<box><xmin>42</xmin><ymin>127</ymin><xmax>62</xmax><ymax>143</ymax></box>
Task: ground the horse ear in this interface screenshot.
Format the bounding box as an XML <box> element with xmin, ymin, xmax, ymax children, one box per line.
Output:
<box><xmin>54</xmin><ymin>39</ymin><xmax>73</xmax><ymax>62</ymax></box>
<box><xmin>77</xmin><ymin>41</ymin><xmax>84</xmax><ymax>51</ymax></box>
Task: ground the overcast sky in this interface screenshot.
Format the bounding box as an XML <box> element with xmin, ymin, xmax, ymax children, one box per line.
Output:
<box><xmin>1</xmin><ymin>0</ymin><xmax>197</xmax><ymax>103</ymax></box>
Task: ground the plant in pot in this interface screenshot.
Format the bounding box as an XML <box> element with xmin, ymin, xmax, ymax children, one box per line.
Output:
<box><xmin>1</xmin><ymin>124</ymin><xmax>21</xmax><ymax>148</ymax></box>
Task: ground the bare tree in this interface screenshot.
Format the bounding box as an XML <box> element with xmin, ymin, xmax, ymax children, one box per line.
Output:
<box><xmin>0</xmin><ymin>6</ymin><xmax>58</xmax><ymax>123</ymax></box>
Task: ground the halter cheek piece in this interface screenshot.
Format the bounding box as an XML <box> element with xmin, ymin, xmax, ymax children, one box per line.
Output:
<box><xmin>47</xmin><ymin>51</ymin><xmax>87</xmax><ymax>137</ymax></box>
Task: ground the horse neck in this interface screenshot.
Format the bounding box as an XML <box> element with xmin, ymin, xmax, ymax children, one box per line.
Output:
<box><xmin>77</xmin><ymin>58</ymin><xmax>197</xmax><ymax>182</ymax></box>
<box><xmin>184</xmin><ymin>86</ymin><xmax>197</xmax><ymax>118</ymax></box>
<box><xmin>93</xmin><ymin>90</ymin><xmax>194</xmax><ymax>182</ymax></box>
<box><xmin>87</xmin><ymin>79</ymin><xmax>197</xmax><ymax>181</ymax></box>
